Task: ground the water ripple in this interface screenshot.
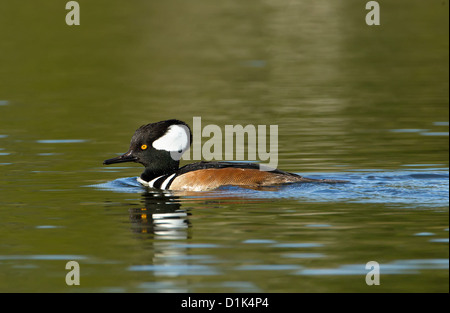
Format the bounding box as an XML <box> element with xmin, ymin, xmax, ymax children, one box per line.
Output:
<box><xmin>90</xmin><ymin>169</ymin><xmax>449</xmax><ymax>209</ymax></box>
<box><xmin>296</xmin><ymin>259</ymin><xmax>449</xmax><ymax>276</ymax></box>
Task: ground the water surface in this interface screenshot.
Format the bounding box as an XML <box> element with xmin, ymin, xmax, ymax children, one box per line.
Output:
<box><xmin>0</xmin><ymin>0</ymin><xmax>448</xmax><ymax>292</ymax></box>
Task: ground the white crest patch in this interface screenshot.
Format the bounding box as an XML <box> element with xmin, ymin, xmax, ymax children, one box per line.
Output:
<box><xmin>152</xmin><ymin>124</ymin><xmax>190</xmax><ymax>159</ymax></box>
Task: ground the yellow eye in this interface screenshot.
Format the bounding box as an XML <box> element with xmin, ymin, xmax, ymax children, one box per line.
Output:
<box><xmin>141</xmin><ymin>144</ymin><xmax>148</xmax><ymax>150</ymax></box>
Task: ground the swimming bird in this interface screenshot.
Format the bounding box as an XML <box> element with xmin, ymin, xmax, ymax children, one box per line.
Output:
<box><xmin>103</xmin><ymin>119</ymin><xmax>346</xmax><ymax>191</ymax></box>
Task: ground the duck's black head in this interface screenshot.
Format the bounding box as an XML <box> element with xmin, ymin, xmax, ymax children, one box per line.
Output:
<box><xmin>103</xmin><ymin>119</ymin><xmax>192</xmax><ymax>179</ymax></box>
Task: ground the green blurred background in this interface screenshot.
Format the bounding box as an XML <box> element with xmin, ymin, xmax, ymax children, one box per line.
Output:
<box><xmin>0</xmin><ymin>0</ymin><xmax>448</xmax><ymax>292</ymax></box>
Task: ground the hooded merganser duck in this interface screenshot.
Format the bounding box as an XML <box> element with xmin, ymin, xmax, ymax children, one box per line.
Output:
<box><xmin>103</xmin><ymin>119</ymin><xmax>345</xmax><ymax>191</ymax></box>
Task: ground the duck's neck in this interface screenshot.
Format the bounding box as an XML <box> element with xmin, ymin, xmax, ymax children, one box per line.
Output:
<box><xmin>140</xmin><ymin>160</ymin><xmax>180</xmax><ymax>182</ymax></box>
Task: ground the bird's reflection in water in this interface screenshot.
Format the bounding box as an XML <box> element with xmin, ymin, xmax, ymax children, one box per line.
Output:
<box><xmin>128</xmin><ymin>187</ymin><xmax>275</xmax><ymax>240</ymax></box>
<box><xmin>129</xmin><ymin>190</ymin><xmax>191</xmax><ymax>239</ymax></box>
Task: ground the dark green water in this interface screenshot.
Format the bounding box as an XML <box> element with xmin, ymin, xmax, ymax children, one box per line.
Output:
<box><xmin>0</xmin><ymin>1</ymin><xmax>448</xmax><ymax>292</ymax></box>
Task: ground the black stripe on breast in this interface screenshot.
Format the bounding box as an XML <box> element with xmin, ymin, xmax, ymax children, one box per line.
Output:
<box><xmin>162</xmin><ymin>174</ymin><xmax>178</xmax><ymax>189</ymax></box>
<box><xmin>152</xmin><ymin>175</ymin><xmax>170</xmax><ymax>189</ymax></box>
